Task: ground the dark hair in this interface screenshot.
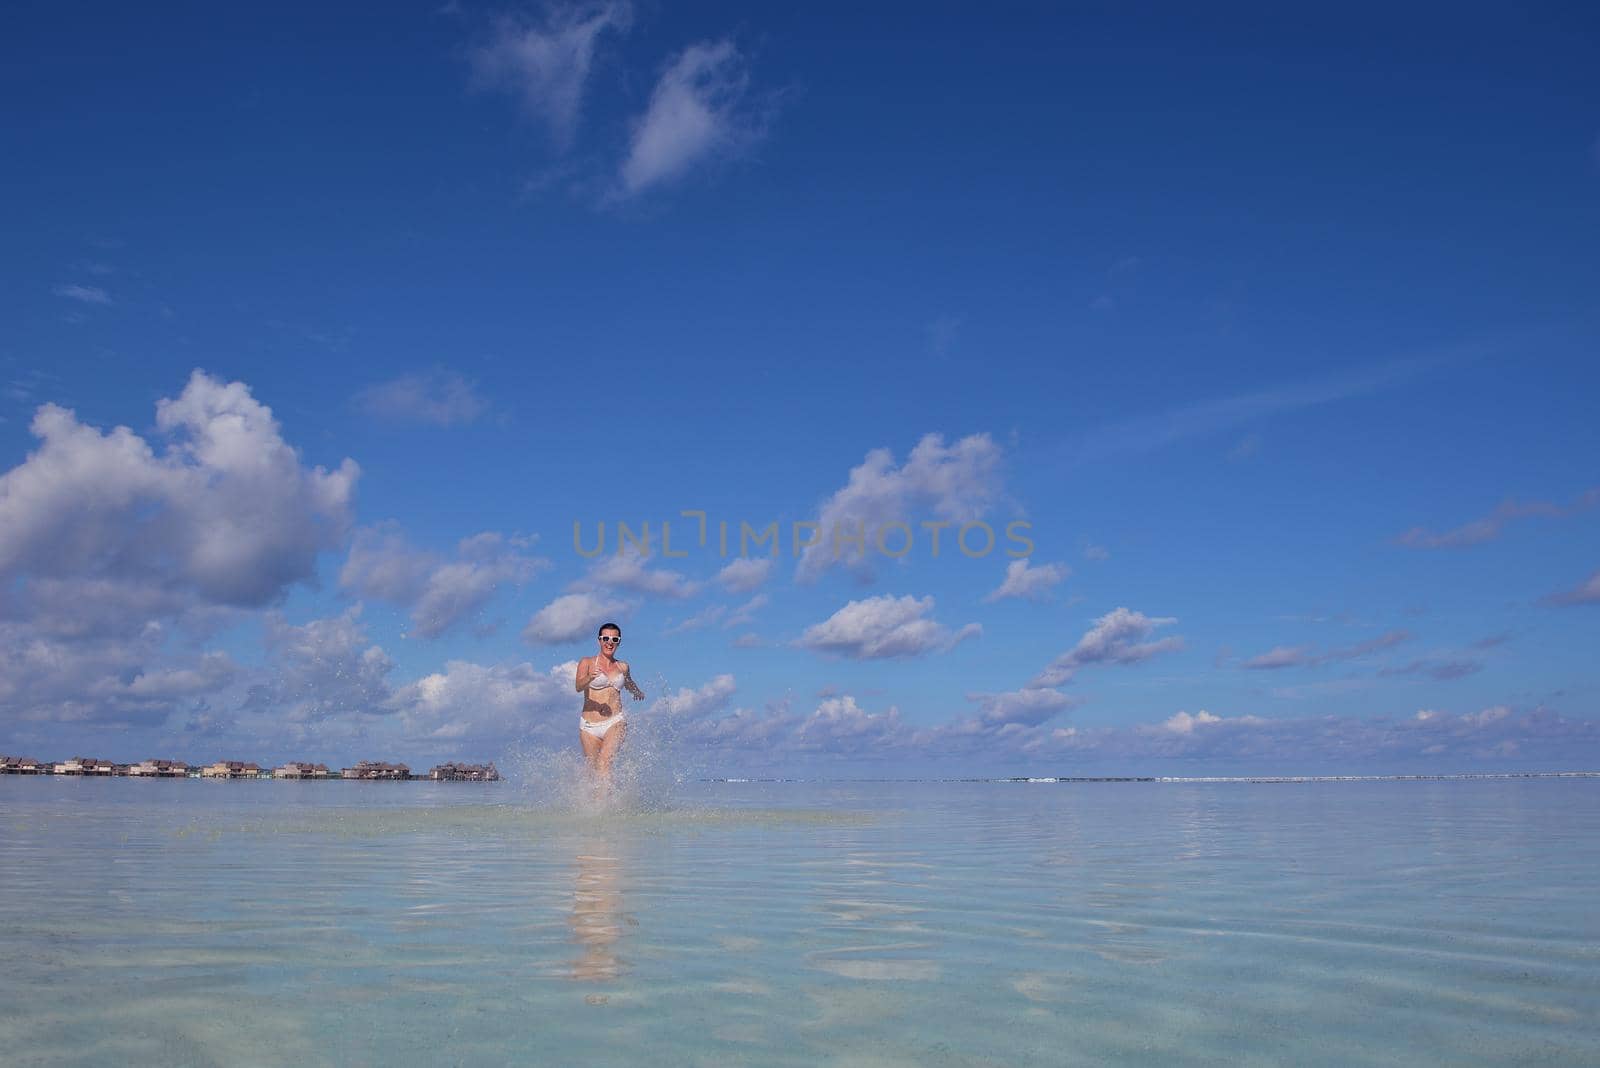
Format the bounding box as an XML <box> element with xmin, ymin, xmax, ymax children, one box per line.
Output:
<box><xmin>597</xmin><ymin>622</ymin><xmax>622</xmax><ymax>637</ymax></box>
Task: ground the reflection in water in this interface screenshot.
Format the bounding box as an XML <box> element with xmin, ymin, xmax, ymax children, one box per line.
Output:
<box><xmin>568</xmin><ymin>850</ymin><xmax>629</xmax><ymax>982</ymax></box>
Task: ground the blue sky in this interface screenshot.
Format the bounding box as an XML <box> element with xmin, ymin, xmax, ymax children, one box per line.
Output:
<box><xmin>2</xmin><ymin>2</ymin><xmax>1597</xmax><ymax>776</ymax></box>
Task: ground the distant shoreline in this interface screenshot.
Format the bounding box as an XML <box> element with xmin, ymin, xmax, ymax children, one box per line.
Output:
<box><xmin>0</xmin><ymin>757</ymin><xmax>498</xmax><ymax>781</ymax></box>
<box><xmin>0</xmin><ymin>773</ymin><xmax>499</xmax><ymax>781</ymax></box>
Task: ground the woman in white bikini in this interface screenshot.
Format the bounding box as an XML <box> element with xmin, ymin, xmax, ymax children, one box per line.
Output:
<box><xmin>575</xmin><ymin>622</ymin><xmax>645</xmax><ymax>779</ymax></box>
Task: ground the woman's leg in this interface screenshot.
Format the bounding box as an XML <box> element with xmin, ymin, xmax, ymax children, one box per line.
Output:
<box><xmin>580</xmin><ymin>727</ymin><xmax>604</xmax><ymax>768</ymax></box>
<box><xmin>596</xmin><ymin>720</ymin><xmax>627</xmax><ymax>777</ymax></box>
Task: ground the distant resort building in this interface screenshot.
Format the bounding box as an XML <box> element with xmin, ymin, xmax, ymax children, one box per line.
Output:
<box><xmin>428</xmin><ymin>762</ymin><xmax>500</xmax><ymax>781</ymax></box>
<box><xmin>128</xmin><ymin>759</ymin><xmax>189</xmax><ymax>778</ymax></box>
<box><xmin>5</xmin><ymin>754</ymin><xmax>497</xmax><ymax>781</ymax></box>
<box><xmin>53</xmin><ymin>757</ymin><xmax>115</xmax><ymax>776</ymax></box>
<box><xmin>342</xmin><ymin>761</ymin><xmax>411</xmax><ymax>780</ymax></box>
<box><xmin>201</xmin><ymin>761</ymin><xmax>262</xmax><ymax>779</ymax></box>
<box><xmin>273</xmin><ymin>762</ymin><xmax>332</xmax><ymax>779</ymax></box>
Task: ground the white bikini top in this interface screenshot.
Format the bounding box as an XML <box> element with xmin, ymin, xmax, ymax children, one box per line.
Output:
<box><xmin>589</xmin><ymin>661</ymin><xmax>624</xmax><ymax>691</ymax></box>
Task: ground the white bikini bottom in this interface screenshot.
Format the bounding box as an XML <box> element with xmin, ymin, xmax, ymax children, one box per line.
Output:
<box><xmin>579</xmin><ymin>715</ymin><xmax>625</xmax><ymax>739</ymax></box>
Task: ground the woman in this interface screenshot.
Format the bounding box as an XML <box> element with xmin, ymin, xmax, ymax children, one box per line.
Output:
<box><xmin>575</xmin><ymin>622</ymin><xmax>645</xmax><ymax>779</ymax></box>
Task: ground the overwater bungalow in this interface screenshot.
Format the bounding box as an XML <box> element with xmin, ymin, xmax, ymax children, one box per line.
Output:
<box><xmin>428</xmin><ymin>762</ymin><xmax>501</xmax><ymax>781</ymax></box>
<box><xmin>200</xmin><ymin>760</ymin><xmax>262</xmax><ymax>779</ymax></box>
<box><xmin>53</xmin><ymin>757</ymin><xmax>115</xmax><ymax>776</ymax></box>
<box><xmin>0</xmin><ymin>756</ymin><xmax>45</xmax><ymax>774</ymax></box>
<box><xmin>341</xmin><ymin>761</ymin><xmax>411</xmax><ymax>780</ymax></box>
<box><xmin>273</xmin><ymin>762</ymin><xmax>332</xmax><ymax>779</ymax></box>
<box><xmin>128</xmin><ymin>759</ymin><xmax>189</xmax><ymax>778</ymax></box>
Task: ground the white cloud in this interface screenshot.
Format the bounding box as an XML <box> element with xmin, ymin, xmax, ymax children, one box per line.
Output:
<box><xmin>339</xmin><ymin>523</ymin><xmax>435</xmax><ymax>602</ymax></box>
<box><xmin>1331</xmin><ymin>630</ymin><xmax>1412</xmax><ymax>658</ymax></box>
<box><xmin>119</xmin><ymin>653</ymin><xmax>239</xmax><ymax>700</ymax></box>
<box><xmin>644</xmin><ymin>673</ymin><xmax>738</xmax><ymax>720</ymax></box>
<box><xmin>796</xmin><ymin>432</ymin><xmax>1007</xmax><ymax>584</ymax></box>
<box><xmin>1241</xmin><ymin>645</ymin><xmax>1314</xmax><ymax>670</ymax></box>
<box><xmin>0</xmin><ymin>370</ymin><xmax>356</xmax><ymax>604</ymax></box>
<box><xmin>654</xmin><ymin>592</ymin><xmax>765</xmax><ymax>636</ymax></box>
<box><xmin>1052</xmin><ymin>703</ymin><xmax>1578</xmax><ymax>765</ymax></box>
<box><xmin>584</xmin><ymin>550</ymin><xmax>699</xmax><ymax>598</ymax></box>
<box><xmin>469</xmin><ymin>1</ymin><xmax>632</xmax><ymax>148</ymax></box>
<box><xmin>413</xmin><ymin>538</ymin><xmax>544</xmax><ymax>636</ymax></box>
<box><xmin>1066</xmin><ymin>357</ymin><xmax>1446</xmax><ymax>465</ymax></box>
<box><xmin>792</xmin><ymin>695</ymin><xmax>905</xmax><ymax>753</ymax></box>
<box><xmin>717</xmin><ymin>556</ymin><xmax>771</xmax><ymax>593</ymax></box>
<box><xmin>1240</xmin><ymin>630</ymin><xmax>1411</xmax><ymax>671</ymax></box>
<box><xmin>902</xmin><ymin>686</ymin><xmax>1081</xmax><ymax>755</ymax></box>
<box><xmin>1033</xmin><ymin>607</ymin><xmax>1184</xmax><ymax>687</ymax></box>
<box><xmin>1379</xmin><ymin>657</ymin><xmax>1484</xmax><ymax>681</ymax></box>
<box><xmin>796</xmin><ymin>594</ymin><xmax>980</xmax><ymax>660</ymax></box>
<box><xmin>1547</xmin><ymin>569</ymin><xmax>1600</xmax><ymax>606</ymax></box>
<box><xmin>0</xmin><ymin>371</ymin><xmax>354</xmax><ymax>731</ymax></box>
<box><xmin>984</xmin><ymin>559</ymin><xmax>1069</xmax><ymax>603</ymax></box>
<box><xmin>1460</xmin><ymin>704</ymin><xmax>1511</xmax><ymax>728</ymax></box>
<box><xmin>677</xmin><ymin>704</ymin><xmax>796</xmax><ymax>748</ymax></box>
<box><xmin>662</xmin><ymin>604</ymin><xmax>726</xmax><ymax>635</ymax></box>
<box><xmin>963</xmin><ymin>687</ymin><xmax>1078</xmax><ymax>730</ymax></box>
<box><xmin>52</xmin><ymin>284</ymin><xmax>112</xmax><ymax>305</ymax></box>
<box><xmin>355</xmin><ymin>368</ymin><xmax>489</xmax><ymax>427</ymax></box>
<box><xmin>1397</xmin><ymin>487</ymin><xmax>1597</xmax><ymax>550</ymax></box>
<box><xmin>1154</xmin><ymin>709</ymin><xmax>1223</xmax><ymax>735</ymax></box>
<box><xmin>723</xmin><ymin>593</ymin><xmax>767</xmax><ymax>629</ymax></box>
<box><xmin>341</xmin><ymin>525</ymin><xmax>547</xmax><ymax>638</ymax></box>
<box><xmin>618</xmin><ymin>39</ymin><xmax>766</xmax><ymax>197</ymax></box>
<box><xmin>391</xmin><ymin>659</ymin><xmax>575</xmax><ymax>750</ymax></box>
<box><xmin>957</xmin><ymin>703</ymin><xmax>1597</xmax><ymax>768</ymax></box>
<box><xmin>242</xmin><ymin>609</ymin><xmax>396</xmax><ymax>730</ymax></box>
<box><xmin>641</xmin><ymin>676</ymin><xmax>807</xmax><ymax>754</ymax></box>
<box><xmin>0</xmin><ymin>622</ymin><xmax>236</xmax><ymax>730</ymax></box>
<box><xmin>0</xmin><ymin>370</ymin><xmax>356</xmax><ymax>610</ymax></box>
<box><xmin>522</xmin><ymin>592</ymin><xmax>632</xmax><ymax>645</ymax></box>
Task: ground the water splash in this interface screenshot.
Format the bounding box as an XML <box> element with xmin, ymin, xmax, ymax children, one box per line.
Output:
<box><xmin>500</xmin><ymin>669</ymin><xmax>710</xmax><ymax>817</ymax></box>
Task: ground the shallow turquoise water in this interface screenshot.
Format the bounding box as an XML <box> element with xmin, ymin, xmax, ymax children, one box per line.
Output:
<box><xmin>1</xmin><ymin>777</ymin><xmax>1596</xmax><ymax>1065</ymax></box>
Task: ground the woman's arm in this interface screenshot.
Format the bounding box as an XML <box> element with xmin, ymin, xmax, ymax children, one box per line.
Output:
<box><xmin>574</xmin><ymin>656</ymin><xmax>594</xmax><ymax>693</ymax></box>
<box><xmin>621</xmin><ymin>662</ymin><xmax>645</xmax><ymax>700</ymax></box>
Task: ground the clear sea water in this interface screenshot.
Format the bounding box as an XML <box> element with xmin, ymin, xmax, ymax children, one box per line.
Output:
<box><xmin>1</xmin><ymin>774</ymin><xmax>1596</xmax><ymax>1065</ymax></box>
